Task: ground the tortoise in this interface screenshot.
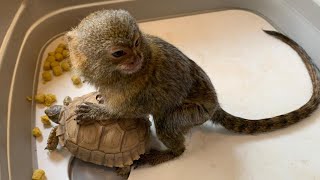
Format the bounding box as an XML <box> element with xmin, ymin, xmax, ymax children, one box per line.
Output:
<box><xmin>45</xmin><ymin>92</ymin><xmax>150</xmax><ymax>178</ymax></box>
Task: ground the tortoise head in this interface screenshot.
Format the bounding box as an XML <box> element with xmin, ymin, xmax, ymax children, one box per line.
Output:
<box><xmin>45</xmin><ymin>105</ymin><xmax>63</xmax><ymax>124</ymax></box>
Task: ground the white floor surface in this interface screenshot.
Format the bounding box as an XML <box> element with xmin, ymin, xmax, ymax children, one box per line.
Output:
<box><xmin>35</xmin><ymin>10</ymin><xmax>320</xmax><ymax>180</ymax></box>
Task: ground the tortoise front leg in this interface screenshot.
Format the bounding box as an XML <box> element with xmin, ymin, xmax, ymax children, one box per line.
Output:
<box><xmin>115</xmin><ymin>166</ymin><xmax>131</xmax><ymax>179</ymax></box>
<box><xmin>45</xmin><ymin>126</ymin><xmax>59</xmax><ymax>150</ymax></box>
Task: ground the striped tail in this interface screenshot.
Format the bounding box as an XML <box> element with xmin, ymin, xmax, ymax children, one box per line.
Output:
<box><xmin>213</xmin><ymin>30</ymin><xmax>320</xmax><ymax>134</ymax></box>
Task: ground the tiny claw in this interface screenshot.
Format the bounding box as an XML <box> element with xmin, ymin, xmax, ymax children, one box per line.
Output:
<box><xmin>76</xmin><ymin>104</ymin><xmax>88</xmax><ymax>109</ymax></box>
<box><xmin>75</xmin><ymin>109</ymin><xmax>85</xmax><ymax>114</ymax></box>
<box><xmin>83</xmin><ymin>101</ymin><xmax>94</xmax><ymax>105</ymax></box>
<box><xmin>75</xmin><ymin>114</ymin><xmax>84</xmax><ymax>120</ymax></box>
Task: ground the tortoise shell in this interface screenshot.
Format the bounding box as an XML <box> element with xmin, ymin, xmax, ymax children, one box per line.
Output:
<box><xmin>56</xmin><ymin>92</ymin><xmax>150</xmax><ymax>167</ymax></box>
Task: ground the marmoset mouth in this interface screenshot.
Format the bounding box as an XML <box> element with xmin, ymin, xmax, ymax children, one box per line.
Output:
<box><xmin>120</xmin><ymin>58</ymin><xmax>143</xmax><ymax>74</ymax></box>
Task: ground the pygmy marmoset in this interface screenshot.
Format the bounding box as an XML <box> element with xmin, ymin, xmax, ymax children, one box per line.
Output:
<box><xmin>66</xmin><ymin>9</ymin><xmax>320</xmax><ymax>167</ymax></box>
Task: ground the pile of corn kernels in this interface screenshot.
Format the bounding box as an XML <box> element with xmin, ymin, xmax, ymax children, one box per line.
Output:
<box><xmin>30</xmin><ymin>43</ymin><xmax>83</xmax><ymax>180</ymax></box>
<box><xmin>41</xmin><ymin>43</ymin><xmax>71</xmax><ymax>82</ymax></box>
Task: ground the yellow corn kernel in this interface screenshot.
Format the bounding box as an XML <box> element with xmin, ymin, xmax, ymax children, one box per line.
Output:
<box><xmin>52</xmin><ymin>66</ymin><xmax>63</xmax><ymax>76</ymax></box>
<box><xmin>48</xmin><ymin>94</ymin><xmax>56</xmax><ymax>99</ymax></box>
<box><xmin>55</xmin><ymin>53</ymin><xmax>63</xmax><ymax>61</ymax></box>
<box><xmin>71</xmin><ymin>75</ymin><xmax>81</xmax><ymax>85</ymax></box>
<box><xmin>61</xmin><ymin>61</ymin><xmax>71</xmax><ymax>71</ymax></box>
<box><xmin>50</xmin><ymin>61</ymin><xmax>59</xmax><ymax>68</ymax></box>
<box><xmin>43</xmin><ymin>61</ymin><xmax>51</xmax><ymax>70</ymax></box>
<box><xmin>48</xmin><ymin>52</ymin><xmax>55</xmax><ymax>56</ymax></box>
<box><xmin>46</xmin><ymin>56</ymin><xmax>55</xmax><ymax>63</ymax></box>
<box><xmin>55</xmin><ymin>47</ymin><xmax>64</xmax><ymax>53</ymax></box>
<box><xmin>32</xmin><ymin>169</ymin><xmax>45</xmax><ymax>180</ymax></box>
<box><xmin>41</xmin><ymin>115</ymin><xmax>51</xmax><ymax>125</ymax></box>
<box><xmin>32</xmin><ymin>127</ymin><xmax>42</xmax><ymax>137</ymax></box>
<box><xmin>44</xmin><ymin>94</ymin><xmax>56</xmax><ymax>107</ymax></box>
<box><xmin>50</xmin><ymin>61</ymin><xmax>60</xmax><ymax>68</ymax></box>
<box><xmin>57</xmin><ymin>43</ymin><xmax>66</xmax><ymax>49</ymax></box>
<box><xmin>35</xmin><ymin>94</ymin><xmax>45</xmax><ymax>104</ymax></box>
<box><xmin>62</xmin><ymin>49</ymin><xmax>69</xmax><ymax>58</ymax></box>
<box><xmin>42</xmin><ymin>71</ymin><xmax>52</xmax><ymax>81</ymax></box>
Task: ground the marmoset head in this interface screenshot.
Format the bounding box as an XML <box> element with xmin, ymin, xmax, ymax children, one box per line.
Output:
<box><xmin>66</xmin><ymin>9</ymin><xmax>147</xmax><ymax>85</ymax></box>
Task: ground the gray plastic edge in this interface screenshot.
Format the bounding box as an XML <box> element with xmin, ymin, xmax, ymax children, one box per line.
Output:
<box><xmin>1</xmin><ymin>0</ymin><xmax>320</xmax><ymax>180</ymax></box>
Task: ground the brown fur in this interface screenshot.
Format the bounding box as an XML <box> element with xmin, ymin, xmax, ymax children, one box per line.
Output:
<box><xmin>66</xmin><ymin>10</ymin><xmax>320</xmax><ymax>168</ymax></box>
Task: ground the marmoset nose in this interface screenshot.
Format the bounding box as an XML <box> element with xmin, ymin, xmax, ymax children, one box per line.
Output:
<box><xmin>137</xmin><ymin>53</ymin><xmax>142</xmax><ymax>59</ymax></box>
<box><xmin>127</xmin><ymin>57</ymin><xmax>137</xmax><ymax>65</ymax></box>
<box><xmin>133</xmin><ymin>50</ymin><xmax>142</xmax><ymax>59</ymax></box>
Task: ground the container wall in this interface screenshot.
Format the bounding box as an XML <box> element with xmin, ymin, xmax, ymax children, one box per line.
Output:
<box><xmin>1</xmin><ymin>0</ymin><xmax>320</xmax><ymax>179</ymax></box>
